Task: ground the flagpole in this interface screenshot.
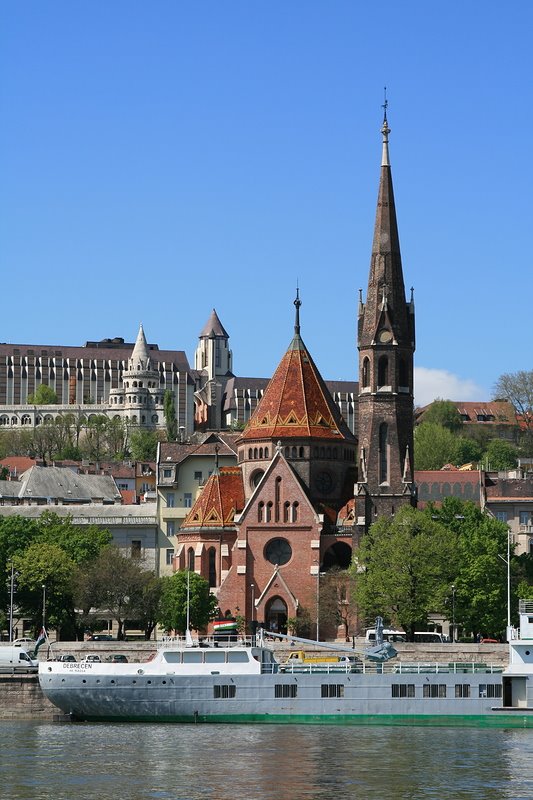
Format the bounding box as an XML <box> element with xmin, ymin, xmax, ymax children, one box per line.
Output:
<box><xmin>186</xmin><ymin>570</ymin><xmax>190</xmax><ymax>634</ymax></box>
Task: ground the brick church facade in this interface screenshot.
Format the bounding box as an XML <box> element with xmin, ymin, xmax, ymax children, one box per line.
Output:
<box><xmin>174</xmin><ymin>110</ymin><xmax>416</xmax><ymax>635</ymax></box>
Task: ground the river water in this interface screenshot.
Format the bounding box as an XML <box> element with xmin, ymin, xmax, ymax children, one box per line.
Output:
<box><xmin>1</xmin><ymin>722</ymin><xmax>532</xmax><ymax>799</ymax></box>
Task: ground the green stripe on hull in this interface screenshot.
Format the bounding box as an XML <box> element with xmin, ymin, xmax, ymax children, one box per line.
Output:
<box><xmin>74</xmin><ymin>713</ymin><xmax>533</xmax><ymax>728</ymax></box>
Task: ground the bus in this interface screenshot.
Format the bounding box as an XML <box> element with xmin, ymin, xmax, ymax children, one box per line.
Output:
<box><xmin>365</xmin><ymin>629</ymin><xmax>406</xmax><ymax>643</ymax></box>
<box><xmin>413</xmin><ymin>632</ymin><xmax>447</xmax><ymax>643</ymax></box>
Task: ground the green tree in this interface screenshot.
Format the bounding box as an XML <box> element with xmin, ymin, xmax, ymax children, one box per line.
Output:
<box><xmin>414</xmin><ymin>422</ymin><xmax>458</xmax><ymax>470</ymax></box>
<box><xmin>422</xmin><ymin>399</ymin><xmax>463</xmax><ymax>433</ymax></box>
<box><xmin>493</xmin><ymin>370</ymin><xmax>533</xmax><ymax>440</ymax></box>
<box><xmin>319</xmin><ymin>568</ymin><xmax>355</xmax><ymax>640</ymax></box>
<box><xmin>13</xmin><ymin>541</ymin><xmax>77</xmax><ymax>635</ymax></box>
<box><xmin>130</xmin><ymin>429</ymin><xmax>160</xmax><ymax>461</ymax></box>
<box><xmin>426</xmin><ymin>498</ymin><xmax>512</xmax><ymax>638</ymax></box>
<box><xmin>158</xmin><ymin>570</ymin><xmax>218</xmax><ymax>632</ymax></box>
<box><xmin>82</xmin><ymin>415</ymin><xmax>109</xmax><ymax>461</ymax></box>
<box><xmin>37</xmin><ymin>511</ymin><xmax>112</xmax><ymax>565</ymax></box>
<box><xmin>163</xmin><ymin>389</ymin><xmax>178</xmax><ymax>441</ymax></box>
<box><xmin>27</xmin><ymin>384</ymin><xmax>58</xmax><ymax>404</ymax></box>
<box><xmin>483</xmin><ymin>438</ymin><xmax>518</xmax><ymax>471</ymax></box>
<box><xmin>453</xmin><ymin>437</ymin><xmax>484</xmax><ymax>466</ymax></box>
<box><xmin>353</xmin><ymin>506</ymin><xmax>457</xmax><ymax>639</ymax></box>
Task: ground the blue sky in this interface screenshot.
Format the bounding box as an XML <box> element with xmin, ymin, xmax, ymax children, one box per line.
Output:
<box><xmin>2</xmin><ymin>2</ymin><xmax>532</xmax><ymax>406</ymax></box>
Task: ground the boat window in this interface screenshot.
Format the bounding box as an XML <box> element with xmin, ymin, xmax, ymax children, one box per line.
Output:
<box><xmin>321</xmin><ymin>684</ymin><xmax>345</xmax><ymax>698</ymax></box>
<box><xmin>455</xmin><ymin>684</ymin><xmax>470</xmax><ymax>698</ymax></box>
<box><xmin>182</xmin><ymin>652</ymin><xmax>202</xmax><ymax>664</ymax></box>
<box><xmin>392</xmin><ymin>684</ymin><xmax>415</xmax><ymax>698</ymax></box>
<box><xmin>214</xmin><ymin>685</ymin><xmax>236</xmax><ymax>699</ymax></box>
<box><xmin>479</xmin><ymin>684</ymin><xmax>502</xmax><ymax>699</ymax></box>
<box><xmin>163</xmin><ymin>652</ymin><xmax>181</xmax><ymax>663</ymax></box>
<box><xmin>227</xmin><ymin>652</ymin><xmax>249</xmax><ymax>663</ymax></box>
<box><xmin>204</xmin><ymin>651</ymin><xmax>225</xmax><ymax>664</ymax></box>
<box><xmin>275</xmin><ymin>684</ymin><xmax>297</xmax><ymax>698</ymax></box>
<box><xmin>423</xmin><ymin>684</ymin><xmax>446</xmax><ymax>698</ymax></box>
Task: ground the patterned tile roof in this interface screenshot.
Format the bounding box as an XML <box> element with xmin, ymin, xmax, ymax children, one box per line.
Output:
<box><xmin>181</xmin><ymin>466</ymin><xmax>245</xmax><ymax>530</ymax></box>
<box><xmin>239</xmin><ymin>320</ymin><xmax>355</xmax><ymax>443</ymax></box>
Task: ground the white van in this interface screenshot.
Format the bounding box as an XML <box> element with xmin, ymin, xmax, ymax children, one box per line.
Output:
<box><xmin>0</xmin><ymin>645</ymin><xmax>38</xmax><ymax>671</ymax></box>
<box><xmin>365</xmin><ymin>629</ymin><xmax>406</xmax><ymax>643</ymax></box>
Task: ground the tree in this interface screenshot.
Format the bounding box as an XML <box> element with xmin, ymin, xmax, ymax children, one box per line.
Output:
<box><xmin>130</xmin><ymin>429</ymin><xmax>160</xmax><ymax>461</ymax></box>
<box><xmin>493</xmin><ymin>370</ymin><xmax>533</xmax><ymax>438</ymax></box>
<box><xmin>421</xmin><ymin>399</ymin><xmax>463</xmax><ymax>433</ymax></box>
<box><xmin>426</xmin><ymin>498</ymin><xmax>512</xmax><ymax>638</ymax></box>
<box><xmin>82</xmin><ymin>415</ymin><xmax>109</xmax><ymax>461</ymax></box>
<box><xmin>37</xmin><ymin>511</ymin><xmax>112</xmax><ymax>565</ymax></box>
<box><xmin>158</xmin><ymin>570</ymin><xmax>218</xmax><ymax>632</ymax></box>
<box><xmin>319</xmin><ymin>568</ymin><xmax>355</xmax><ymax>640</ymax></box>
<box><xmin>453</xmin><ymin>437</ymin><xmax>484</xmax><ymax>466</ymax></box>
<box><xmin>27</xmin><ymin>384</ymin><xmax>58</xmax><ymax>404</ymax></box>
<box><xmin>483</xmin><ymin>438</ymin><xmax>518</xmax><ymax>471</ymax></box>
<box><xmin>135</xmin><ymin>573</ymin><xmax>165</xmax><ymax>640</ymax></box>
<box><xmin>163</xmin><ymin>389</ymin><xmax>178</xmax><ymax>441</ymax></box>
<box><xmin>353</xmin><ymin>506</ymin><xmax>458</xmax><ymax>639</ymax></box>
<box><xmin>414</xmin><ymin>422</ymin><xmax>458</xmax><ymax>470</ymax></box>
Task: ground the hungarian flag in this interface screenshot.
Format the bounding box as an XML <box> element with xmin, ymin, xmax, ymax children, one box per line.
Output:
<box><xmin>213</xmin><ymin>620</ymin><xmax>238</xmax><ymax>632</ymax></box>
<box><xmin>32</xmin><ymin>627</ymin><xmax>47</xmax><ymax>658</ymax></box>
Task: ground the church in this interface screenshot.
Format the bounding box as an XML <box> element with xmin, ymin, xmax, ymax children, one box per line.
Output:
<box><xmin>174</xmin><ymin>109</ymin><xmax>416</xmax><ymax>635</ymax></box>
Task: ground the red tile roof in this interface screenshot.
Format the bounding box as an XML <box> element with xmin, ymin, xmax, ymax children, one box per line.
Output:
<box><xmin>181</xmin><ymin>466</ymin><xmax>245</xmax><ymax>530</ymax></box>
<box><xmin>240</xmin><ymin>333</ymin><xmax>354</xmax><ymax>443</ymax></box>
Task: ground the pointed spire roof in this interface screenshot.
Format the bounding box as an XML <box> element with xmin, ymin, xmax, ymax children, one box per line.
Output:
<box><xmin>181</xmin><ymin>466</ymin><xmax>245</xmax><ymax>530</ymax></box>
<box><xmin>240</xmin><ymin>294</ymin><xmax>354</xmax><ymax>442</ymax></box>
<box><xmin>359</xmin><ymin>103</ymin><xmax>410</xmax><ymax>346</ymax></box>
<box><xmin>129</xmin><ymin>323</ymin><xmax>152</xmax><ymax>371</ymax></box>
<box><xmin>199</xmin><ymin>309</ymin><xmax>229</xmax><ymax>339</ymax></box>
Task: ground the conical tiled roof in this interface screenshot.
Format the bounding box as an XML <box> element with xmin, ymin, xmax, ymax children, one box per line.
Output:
<box><xmin>240</xmin><ymin>294</ymin><xmax>355</xmax><ymax>442</ymax></box>
<box><xmin>199</xmin><ymin>309</ymin><xmax>229</xmax><ymax>339</ymax></box>
<box><xmin>181</xmin><ymin>466</ymin><xmax>245</xmax><ymax>530</ymax></box>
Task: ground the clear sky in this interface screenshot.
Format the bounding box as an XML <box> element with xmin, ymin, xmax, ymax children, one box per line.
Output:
<box><xmin>1</xmin><ymin>2</ymin><xmax>531</xmax><ymax>407</ymax></box>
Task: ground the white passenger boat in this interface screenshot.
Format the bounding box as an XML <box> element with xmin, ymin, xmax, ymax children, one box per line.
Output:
<box><xmin>38</xmin><ymin>601</ymin><xmax>533</xmax><ymax>727</ymax></box>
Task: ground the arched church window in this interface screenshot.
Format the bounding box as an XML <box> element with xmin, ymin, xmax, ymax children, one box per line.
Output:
<box><xmin>248</xmin><ymin>448</ymin><xmax>253</xmax><ymax>459</ymax></box>
<box><xmin>362</xmin><ymin>357</ymin><xmax>370</xmax><ymax>388</ymax></box>
<box><xmin>264</xmin><ymin>447</ymin><xmax>269</xmax><ymax>459</ymax></box>
<box><xmin>283</xmin><ymin>501</ymin><xmax>290</xmax><ymax>523</ymax></box>
<box><xmin>399</xmin><ymin>358</ymin><xmax>408</xmax><ymax>387</ymax></box>
<box><xmin>378</xmin><ymin>356</ymin><xmax>389</xmax><ymax>387</ymax></box>
<box><xmin>208</xmin><ymin>547</ymin><xmax>216</xmax><ymax>588</ymax></box>
<box><xmin>299</xmin><ymin>447</ymin><xmax>304</xmax><ymax>458</ymax></box>
<box><xmin>266</xmin><ymin>501</ymin><xmax>273</xmax><ymax>522</ymax></box>
<box><xmin>379</xmin><ymin>423</ymin><xmax>389</xmax><ymax>484</ymax></box>
<box><xmin>275</xmin><ymin>476</ymin><xmax>281</xmax><ymax>522</ymax></box>
<box><xmin>292</xmin><ymin>501</ymin><xmax>299</xmax><ymax>522</ymax></box>
<box><xmin>258</xmin><ymin>501</ymin><xmax>265</xmax><ymax>522</ymax></box>
<box><xmin>187</xmin><ymin>547</ymin><xmax>195</xmax><ymax>572</ymax></box>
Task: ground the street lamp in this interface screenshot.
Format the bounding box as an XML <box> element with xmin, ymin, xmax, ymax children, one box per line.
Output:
<box><xmin>250</xmin><ymin>583</ymin><xmax>255</xmax><ymax>633</ymax></box>
<box><xmin>451</xmin><ymin>584</ymin><xmax>456</xmax><ymax>643</ymax></box>
<box><xmin>315</xmin><ymin>560</ymin><xmax>320</xmax><ymax>641</ymax></box>
<box><xmin>9</xmin><ymin>562</ymin><xmax>17</xmax><ymax>643</ymax></box>
<box><xmin>41</xmin><ymin>584</ymin><xmax>46</xmax><ymax>630</ymax></box>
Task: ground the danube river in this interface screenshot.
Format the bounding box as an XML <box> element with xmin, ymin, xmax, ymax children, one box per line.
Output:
<box><xmin>1</xmin><ymin>722</ymin><xmax>532</xmax><ymax>799</ymax></box>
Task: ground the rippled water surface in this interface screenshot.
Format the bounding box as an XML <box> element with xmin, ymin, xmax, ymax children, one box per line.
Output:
<box><xmin>1</xmin><ymin>722</ymin><xmax>533</xmax><ymax>799</ymax></box>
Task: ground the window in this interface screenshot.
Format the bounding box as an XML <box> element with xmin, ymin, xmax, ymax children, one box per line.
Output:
<box><xmin>163</xmin><ymin>468</ymin><xmax>172</xmax><ymax>479</ymax></box>
<box><xmin>392</xmin><ymin>684</ymin><xmax>415</xmax><ymax>698</ymax></box>
<box><xmin>379</xmin><ymin>423</ymin><xmax>388</xmax><ymax>484</ymax></box>
<box><xmin>495</xmin><ymin>511</ymin><xmax>507</xmax><ymax>523</ymax></box>
<box><xmin>265</xmin><ymin>538</ymin><xmax>292</xmax><ymax>566</ymax></box>
<box><xmin>183</xmin><ymin>652</ymin><xmax>202</xmax><ymax>664</ymax></box>
<box><xmin>378</xmin><ymin>355</ymin><xmax>388</xmax><ymax>387</ymax></box>
<box><xmin>184</xmin><ymin>493</ymin><xmax>192</xmax><ymax>508</ymax></box>
<box><xmin>214</xmin><ymin>684</ymin><xmax>236</xmax><ymax>699</ymax></box>
<box><xmin>362</xmin><ymin>357</ymin><xmax>370</xmax><ymax>388</ymax></box>
<box><xmin>205</xmin><ymin>651</ymin><xmax>225</xmax><ymax>664</ymax></box>
<box><xmin>423</xmin><ymin>684</ymin><xmax>446</xmax><ymax>698</ymax></box>
<box><xmin>166</xmin><ymin>492</ymin><xmax>175</xmax><ymax>508</ymax></box>
<box><xmin>187</xmin><ymin>547</ymin><xmax>195</xmax><ymax>571</ymax></box>
<box><xmin>478</xmin><ymin>684</ymin><xmax>502</xmax><ymax>699</ymax></box>
<box><xmin>321</xmin><ymin>684</ymin><xmax>345</xmax><ymax>698</ymax></box>
<box><xmin>166</xmin><ymin>521</ymin><xmax>175</xmax><ymax>536</ymax></box>
<box><xmin>166</xmin><ymin>548</ymin><xmax>175</xmax><ymax>566</ymax></box>
<box><xmin>131</xmin><ymin>540</ymin><xmax>142</xmax><ymax>559</ymax></box>
<box><xmin>194</xmin><ymin>471</ymin><xmax>203</xmax><ymax>483</ymax></box>
<box><xmin>208</xmin><ymin>547</ymin><xmax>216</xmax><ymax>588</ymax></box>
<box><xmin>275</xmin><ymin>684</ymin><xmax>297</xmax><ymax>698</ymax></box>
<box><xmin>520</xmin><ymin>511</ymin><xmax>530</xmax><ymax>526</ymax></box>
<box><xmin>455</xmin><ymin>684</ymin><xmax>470</xmax><ymax>698</ymax></box>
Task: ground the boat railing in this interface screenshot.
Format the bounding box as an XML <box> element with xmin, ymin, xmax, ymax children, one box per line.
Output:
<box><xmin>159</xmin><ymin>634</ymin><xmax>259</xmax><ymax>649</ymax></box>
<box><xmin>269</xmin><ymin>660</ymin><xmax>503</xmax><ymax>675</ymax></box>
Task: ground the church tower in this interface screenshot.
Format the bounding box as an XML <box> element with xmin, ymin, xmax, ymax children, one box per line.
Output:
<box><xmin>356</xmin><ymin>105</ymin><xmax>416</xmax><ymax>529</ymax></box>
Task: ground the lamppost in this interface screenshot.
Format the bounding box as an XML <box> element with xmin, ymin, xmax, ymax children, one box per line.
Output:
<box><xmin>9</xmin><ymin>562</ymin><xmax>17</xmax><ymax>643</ymax></box>
<box><xmin>41</xmin><ymin>584</ymin><xmax>46</xmax><ymax>631</ymax></box>
<box><xmin>315</xmin><ymin>560</ymin><xmax>320</xmax><ymax>642</ymax></box>
<box><xmin>451</xmin><ymin>584</ymin><xmax>456</xmax><ymax>642</ymax></box>
<box><xmin>250</xmin><ymin>583</ymin><xmax>255</xmax><ymax>633</ymax></box>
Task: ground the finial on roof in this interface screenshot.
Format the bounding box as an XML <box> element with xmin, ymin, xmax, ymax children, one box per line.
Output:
<box><xmin>293</xmin><ymin>287</ymin><xmax>301</xmax><ymax>336</ymax></box>
<box><xmin>214</xmin><ymin>444</ymin><xmax>220</xmax><ymax>475</ymax></box>
<box><xmin>381</xmin><ymin>87</ymin><xmax>391</xmax><ymax>167</ymax></box>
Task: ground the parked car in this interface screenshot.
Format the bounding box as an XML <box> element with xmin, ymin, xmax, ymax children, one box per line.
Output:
<box><xmin>480</xmin><ymin>638</ymin><xmax>499</xmax><ymax>644</ymax></box>
<box><xmin>54</xmin><ymin>654</ymin><xmax>76</xmax><ymax>662</ymax></box>
<box><xmin>13</xmin><ymin>637</ymin><xmax>36</xmax><ymax>647</ymax></box>
<box><xmin>81</xmin><ymin>654</ymin><xmax>102</xmax><ymax>662</ymax></box>
<box><xmin>86</xmin><ymin>634</ymin><xmax>113</xmax><ymax>641</ymax></box>
<box><xmin>106</xmin><ymin>654</ymin><xmax>128</xmax><ymax>663</ymax></box>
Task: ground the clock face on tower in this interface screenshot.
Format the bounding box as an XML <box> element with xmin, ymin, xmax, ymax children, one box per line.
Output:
<box><xmin>314</xmin><ymin>470</ymin><xmax>334</xmax><ymax>494</ymax></box>
<box><xmin>378</xmin><ymin>329</ymin><xmax>393</xmax><ymax>343</ymax></box>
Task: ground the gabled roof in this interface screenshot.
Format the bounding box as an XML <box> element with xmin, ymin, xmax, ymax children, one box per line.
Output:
<box><xmin>181</xmin><ymin>466</ymin><xmax>245</xmax><ymax>530</ymax></box>
<box><xmin>159</xmin><ymin>433</ymin><xmax>239</xmax><ymax>466</ymax></box>
<box><xmin>240</xmin><ymin>295</ymin><xmax>355</xmax><ymax>443</ymax></box>
<box><xmin>9</xmin><ymin>466</ymin><xmax>122</xmax><ymax>503</ymax></box>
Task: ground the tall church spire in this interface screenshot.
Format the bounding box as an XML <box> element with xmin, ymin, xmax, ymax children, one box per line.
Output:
<box><xmin>356</xmin><ymin>104</ymin><xmax>416</xmax><ymax>530</ymax></box>
<box><xmin>130</xmin><ymin>323</ymin><xmax>151</xmax><ymax>371</ymax></box>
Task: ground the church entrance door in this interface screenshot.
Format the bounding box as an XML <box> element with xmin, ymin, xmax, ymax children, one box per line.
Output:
<box><xmin>265</xmin><ymin>596</ymin><xmax>288</xmax><ymax>634</ymax></box>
